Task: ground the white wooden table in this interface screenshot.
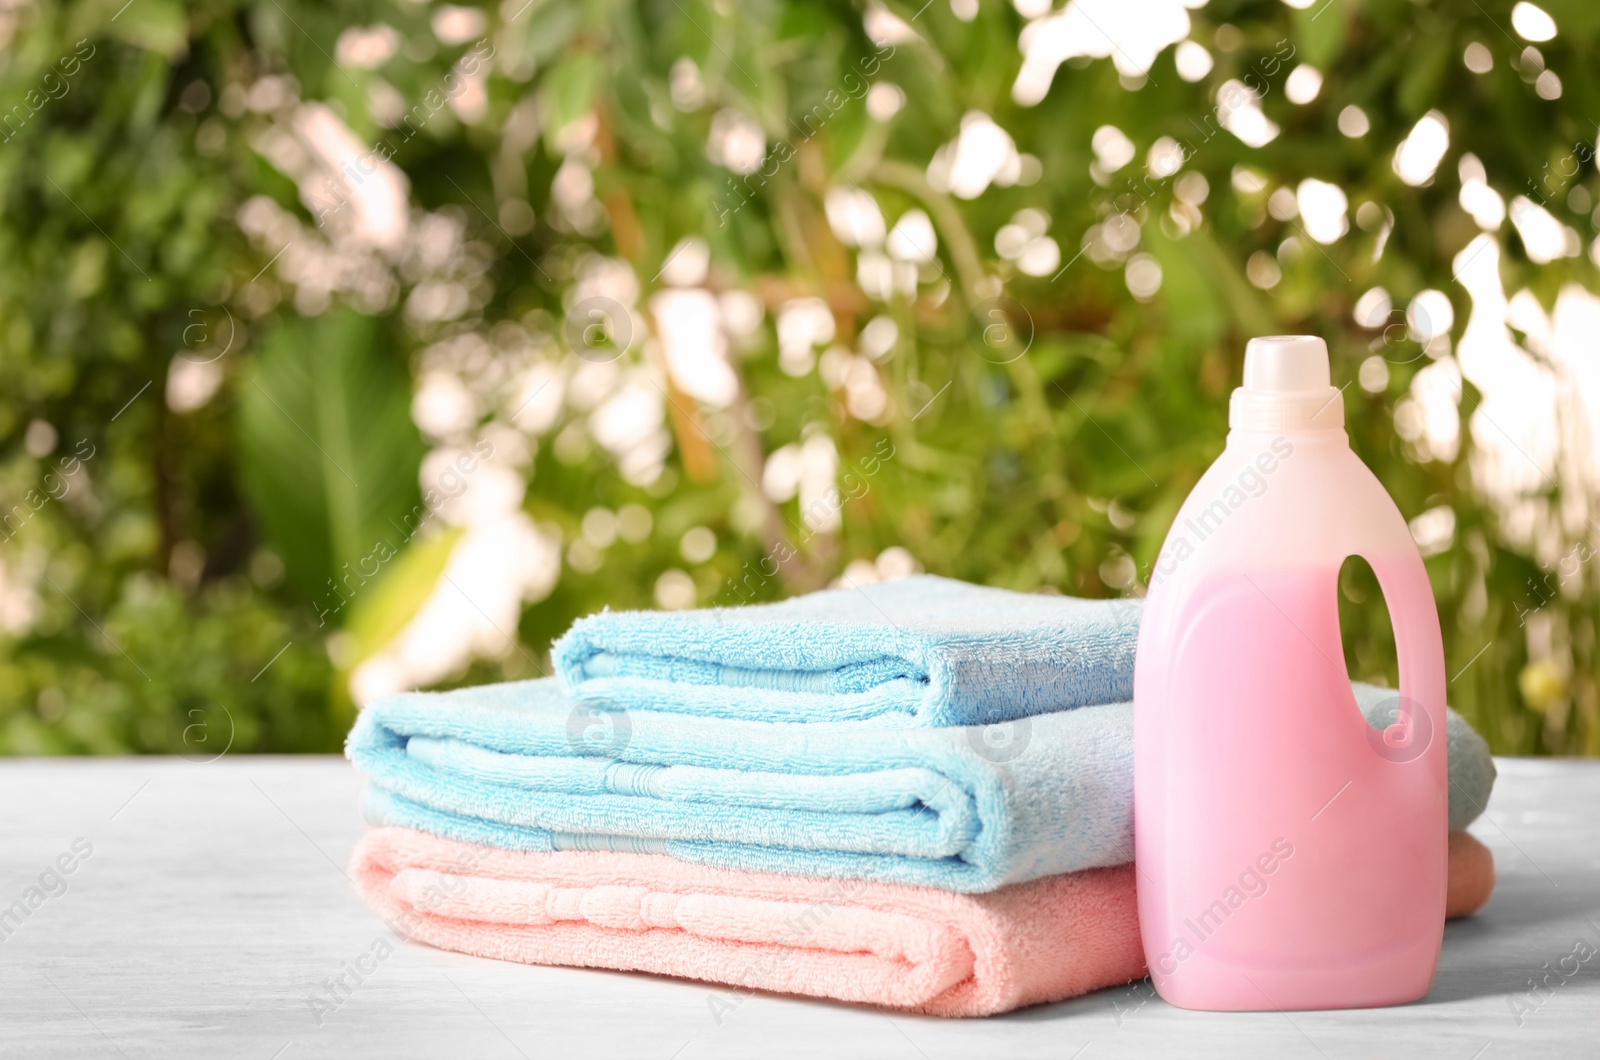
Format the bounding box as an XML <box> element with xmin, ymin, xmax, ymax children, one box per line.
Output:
<box><xmin>1</xmin><ymin>756</ymin><xmax>1596</xmax><ymax>1058</ymax></box>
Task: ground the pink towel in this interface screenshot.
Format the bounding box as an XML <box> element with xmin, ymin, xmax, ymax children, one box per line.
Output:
<box><xmin>350</xmin><ymin>827</ymin><xmax>1494</xmax><ymax>1016</ymax></box>
<box><xmin>351</xmin><ymin>826</ymin><xmax>1144</xmax><ymax>1017</ymax></box>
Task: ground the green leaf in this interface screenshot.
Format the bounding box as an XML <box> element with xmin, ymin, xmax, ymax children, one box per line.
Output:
<box><xmin>1539</xmin><ymin>0</ymin><xmax>1600</xmax><ymax>42</ymax></box>
<box><xmin>1185</xmin><ymin>227</ymin><xmax>1276</xmax><ymax>340</ymax></box>
<box><xmin>343</xmin><ymin>526</ymin><xmax>462</xmax><ymax>662</ymax></box>
<box><xmin>237</xmin><ymin>310</ymin><xmax>424</xmax><ymax>601</ymax></box>
<box><xmin>542</xmin><ymin>53</ymin><xmax>602</xmax><ymax>142</ymax></box>
<box><xmin>1397</xmin><ymin>33</ymin><xmax>1450</xmax><ymax>117</ymax></box>
<box><xmin>108</xmin><ymin>0</ymin><xmax>187</xmax><ymax>58</ymax></box>
<box><xmin>1291</xmin><ymin>2</ymin><xmax>1347</xmax><ymax>69</ymax></box>
<box><xmin>1147</xmin><ymin>227</ymin><xmax>1225</xmax><ymax>348</ymax></box>
<box><xmin>508</xmin><ymin>0</ymin><xmax>583</xmax><ymax>68</ymax></box>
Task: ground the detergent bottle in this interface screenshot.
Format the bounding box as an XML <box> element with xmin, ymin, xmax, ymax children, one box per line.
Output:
<box><xmin>1133</xmin><ymin>335</ymin><xmax>1447</xmax><ymax>1010</ymax></box>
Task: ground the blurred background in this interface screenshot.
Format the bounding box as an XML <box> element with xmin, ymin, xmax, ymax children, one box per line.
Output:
<box><xmin>0</xmin><ymin>0</ymin><xmax>1595</xmax><ymax>757</ymax></box>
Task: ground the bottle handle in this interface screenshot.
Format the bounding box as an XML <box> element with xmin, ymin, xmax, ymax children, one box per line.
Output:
<box><xmin>1356</xmin><ymin>549</ymin><xmax>1447</xmax><ymax>765</ymax></box>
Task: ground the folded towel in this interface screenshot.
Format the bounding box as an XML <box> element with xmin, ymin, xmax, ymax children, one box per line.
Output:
<box><xmin>347</xmin><ymin>678</ymin><xmax>1496</xmax><ymax>892</ymax></box>
<box><xmin>552</xmin><ymin>575</ymin><xmax>1143</xmax><ymax>726</ymax></box>
<box><xmin>350</xmin><ymin>827</ymin><xmax>1496</xmax><ymax>1016</ymax></box>
<box><xmin>351</xmin><ymin>825</ymin><xmax>1145</xmax><ymax>1016</ymax></box>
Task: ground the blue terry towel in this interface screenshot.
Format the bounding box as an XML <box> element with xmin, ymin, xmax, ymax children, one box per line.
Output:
<box><xmin>551</xmin><ymin>575</ymin><xmax>1143</xmax><ymax>727</ymax></box>
<box><xmin>346</xmin><ymin>677</ymin><xmax>1496</xmax><ymax>893</ymax></box>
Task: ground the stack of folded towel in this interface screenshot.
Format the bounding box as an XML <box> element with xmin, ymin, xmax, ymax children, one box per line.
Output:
<box><xmin>347</xmin><ymin>575</ymin><xmax>1498</xmax><ymax>1016</ymax></box>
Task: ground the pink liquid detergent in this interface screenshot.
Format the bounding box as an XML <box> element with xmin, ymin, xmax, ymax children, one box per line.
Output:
<box><xmin>1134</xmin><ymin>336</ymin><xmax>1447</xmax><ymax>1011</ymax></box>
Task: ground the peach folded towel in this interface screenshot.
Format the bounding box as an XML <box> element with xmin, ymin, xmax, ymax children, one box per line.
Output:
<box><xmin>351</xmin><ymin>827</ymin><xmax>1494</xmax><ymax>1017</ymax></box>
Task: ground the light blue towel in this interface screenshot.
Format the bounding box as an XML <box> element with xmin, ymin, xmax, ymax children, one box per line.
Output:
<box><xmin>347</xmin><ymin>677</ymin><xmax>1495</xmax><ymax>893</ymax></box>
<box><xmin>551</xmin><ymin>575</ymin><xmax>1143</xmax><ymax>726</ymax></box>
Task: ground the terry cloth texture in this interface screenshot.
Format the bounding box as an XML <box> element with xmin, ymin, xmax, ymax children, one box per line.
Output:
<box><xmin>351</xmin><ymin>825</ymin><xmax>1147</xmax><ymax>1017</ymax></box>
<box><xmin>552</xmin><ymin>575</ymin><xmax>1144</xmax><ymax>727</ymax></box>
<box><xmin>347</xmin><ymin>678</ymin><xmax>1496</xmax><ymax>892</ymax></box>
<box><xmin>349</xmin><ymin>827</ymin><xmax>1496</xmax><ymax>1016</ymax></box>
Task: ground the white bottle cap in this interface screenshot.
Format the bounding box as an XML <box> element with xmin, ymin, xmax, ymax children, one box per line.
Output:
<box><xmin>1229</xmin><ymin>335</ymin><xmax>1343</xmax><ymax>431</ymax></box>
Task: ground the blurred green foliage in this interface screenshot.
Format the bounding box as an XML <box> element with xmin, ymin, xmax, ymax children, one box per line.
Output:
<box><xmin>0</xmin><ymin>0</ymin><xmax>1595</xmax><ymax>755</ymax></box>
<box><xmin>238</xmin><ymin>310</ymin><xmax>424</xmax><ymax>600</ymax></box>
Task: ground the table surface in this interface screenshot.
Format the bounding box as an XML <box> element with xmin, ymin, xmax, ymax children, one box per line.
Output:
<box><xmin>1</xmin><ymin>756</ymin><xmax>1597</xmax><ymax>1059</ymax></box>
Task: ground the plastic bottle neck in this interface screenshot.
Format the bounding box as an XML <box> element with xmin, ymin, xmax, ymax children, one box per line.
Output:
<box><xmin>1228</xmin><ymin>386</ymin><xmax>1345</xmax><ymax>432</ymax></box>
<box><xmin>1227</xmin><ymin>424</ymin><xmax>1349</xmax><ymax>448</ymax></box>
<box><xmin>1229</xmin><ymin>335</ymin><xmax>1344</xmax><ymax>432</ymax></box>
